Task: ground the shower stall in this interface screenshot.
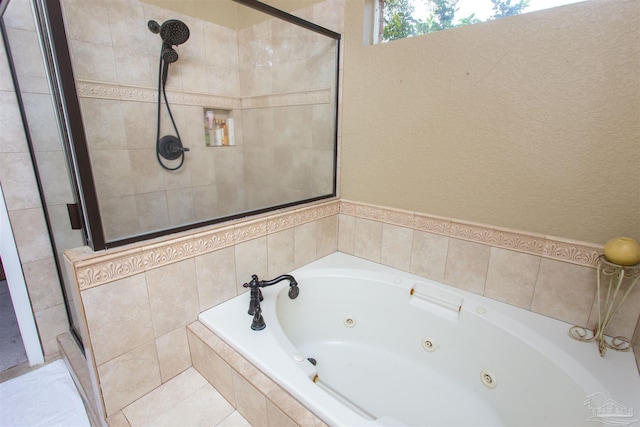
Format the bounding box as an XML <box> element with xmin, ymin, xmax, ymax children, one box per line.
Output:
<box><xmin>57</xmin><ymin>0</ymin><xmax>340</xmax><ymax>248</ymax></box>
<box><xmin>0</xmin><ymin>0</ymin><xmax>339</xmax><ymax>374</ymax></box>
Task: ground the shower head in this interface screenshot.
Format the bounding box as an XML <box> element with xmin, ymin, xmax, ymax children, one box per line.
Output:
<box><xmin>148</xmin><ymin>19</ymin><xmax>190</xmax><ymax>46</ymax></box>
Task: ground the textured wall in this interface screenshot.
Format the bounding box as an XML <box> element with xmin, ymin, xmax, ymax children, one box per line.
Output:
<box><xmin>341</xmin><ymin>0</ymin><xmax>639</xmax><ymax>244</ymax></box>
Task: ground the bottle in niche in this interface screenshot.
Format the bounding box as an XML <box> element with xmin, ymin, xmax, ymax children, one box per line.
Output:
<box><xmin>227</xmin><ymin>118</ymin><xmax>235</xmax><ymax>146</ymax></box>
<box><xmin>221</xmin><ymin>119</ymin><xmax>229</xmax><ymax>146</ymax></box>
<box><xmin>214</xmin><ymin>119</ymin><xmax>223</xmax><ymax>146</ymax></box>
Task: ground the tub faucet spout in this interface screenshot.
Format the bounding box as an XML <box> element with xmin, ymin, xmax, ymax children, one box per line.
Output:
<box><xmin>242</xmin><ymin>274</ymin><xmax>299</xmax><ymax>331</ymax></box>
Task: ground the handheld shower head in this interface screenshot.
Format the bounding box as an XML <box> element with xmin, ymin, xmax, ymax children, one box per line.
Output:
<box><xmin>161</xmin><ymin>45</ymin><xmax>179</xmax><ymax>63</ymax></box>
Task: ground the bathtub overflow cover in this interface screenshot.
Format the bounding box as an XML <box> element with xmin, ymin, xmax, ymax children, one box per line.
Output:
<box><xmin>344</xmin><ymin>316</ymin><xmax>356</xmax><ymax>328</ymax></box>
<box><xmin>480</xmin><ymin>369</ymin><xmax>497</xmax><ymax>389</ymax></box>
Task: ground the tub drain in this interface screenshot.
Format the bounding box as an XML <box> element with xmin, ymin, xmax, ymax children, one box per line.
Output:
<box><xmin>480</xmin><ymin>369</ymin><xmax>497</xmax><ymax>389</ymax></box>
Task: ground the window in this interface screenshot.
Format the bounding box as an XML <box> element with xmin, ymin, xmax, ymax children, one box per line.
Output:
<box><xmin>370</xmin><ymin>0</ymin><xmax>587</xmax><ymax>43</ymax></box>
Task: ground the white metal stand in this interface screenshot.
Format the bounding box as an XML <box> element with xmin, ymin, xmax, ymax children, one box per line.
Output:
<box><xmin>569</xmin><ymin>255</ymin><xmax>640</xmax><ymax>357</ymax></box>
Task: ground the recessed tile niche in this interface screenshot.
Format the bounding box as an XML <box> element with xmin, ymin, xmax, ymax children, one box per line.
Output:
<box><xmin>204</xmin><ymin>109</ymin><xmax>235</xmax><ymax>147</ymax></box>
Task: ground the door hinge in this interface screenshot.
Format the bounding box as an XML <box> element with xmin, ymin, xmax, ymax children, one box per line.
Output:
<box><xmin>66</xmin><ymin>203</ymin><xmax>82</xmax><ymax>230</ymax></box>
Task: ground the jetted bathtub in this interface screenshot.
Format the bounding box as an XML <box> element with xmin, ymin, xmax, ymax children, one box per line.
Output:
<box><xmin>199</xmin><ymin>252</ymin><xmax>640</xmax><ymax>426</ymax></box>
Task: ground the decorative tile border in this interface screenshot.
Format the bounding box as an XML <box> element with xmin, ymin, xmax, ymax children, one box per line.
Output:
<box><xmin>340</xmin><ymin>200</ymin><xmax>602</xmax><ymax>268</ymax></box>
<box><xmin>240</xmin><ymin>88</ymin><xmax>331</xmax><ymax>109</ymax></box>
<box><xmin>75</xmin><ymin>80</ymin><xmax>241</xmax><ymax>109</ymax></box>
<box><xmin>69</xmin><ymin>198</ymin><xmax>601</xmax><ymax>291</ymax></box>
<box><xmin>75</xmin><ymin>80</ymin><xmax>330</xmax><ymax>109</ymax></box>
<box><xmin>71</xmin><ymin>200</ymin><xmax>339</xmax><ymax>290</ymax></box>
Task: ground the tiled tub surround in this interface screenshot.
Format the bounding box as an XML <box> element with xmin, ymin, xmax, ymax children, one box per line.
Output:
<box><xmin>62</xmin><ymin>0</ymin><xmax>340</xmax><ymax>241</ymax></box>
<box><xmin>63</xmin><ymin>199</ymin><xmax>640</xmax><ymax>424</ymax></box>
<box><xmin>64</xmin><ymin>200</ymin><xmax>340</xmax><ymax>420</ymax></box>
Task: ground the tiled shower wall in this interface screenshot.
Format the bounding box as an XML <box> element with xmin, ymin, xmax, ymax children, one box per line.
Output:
<box><xmin>63</xmin><ymin>0</ymin><xmax>247</xmax><ymax>241</ymax></box>
<box><xmin>65</xmin><ymin>199</ymin><xmax>639</xmax><ymax>419</ymax></box>
<box><xmin>63</xmin><ymin>0</ymin><xmax>340</xmax><ymax>241</ymax></box>
<box><xmin>238</xmin><ymin>15</ymin><xmax>338</xmax><ymax>211</ymax></box>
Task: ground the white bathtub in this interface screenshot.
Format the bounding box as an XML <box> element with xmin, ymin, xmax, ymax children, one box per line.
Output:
<box><xmin>199</xmin><ymin>252</ymin><xmax>640</xmax><ymax>427</ymax></box>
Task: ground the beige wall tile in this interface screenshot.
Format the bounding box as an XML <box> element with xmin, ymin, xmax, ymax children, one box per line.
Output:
<box><xmin>136</xmin><ymin>192</ymin><xmax>170</xmax><ymax>233</ymax></box>
<box><xmin>444</xmin><ymin>239</ymin><xmax>491</xmax><ymax>295</ymax></box>
<box><xmin>129</xmin><ymin>150</ymin><xmax>165</xmax><ymax>195</ymax></box>
<box><xmin>381</xmin><ymin>223</ymin><xmax>413</xmax><ymax>272</ymax></box>
<box><xmin>235</xmin><ymin>237</ymin><xmax>268</xmax><ymax>294</ymax></box>
<box><xmin>195</xmin><ymin>246</ymin><xmax>238</xmax><ymax>311</ymax></box>
<box><xmin>99</xmin><ymin>196</ymin><xmax>140</xmax><ymax>241</ymax></box>
<box><xmin>353</xmin><ymin>218</ymin><xmax>382</xmax><ymax>263</ymax></box>
<box><xmin>3</xmin><ymin>28</ymin><xmax>49</xmax><ymax>93</ymax></box>
<box><xmin>146</xmin><ymin>259</ymin><xmax>199</xmax><ymax>337</ymax></box>
<box><xmin>106</xmin><ymin>0</ymin><xmax>146</xmax><ymax>50</ymax></box>
<box><xmin>266</xmin><ymin>386</ymin><xmax>325</xmax><ymax>427</ymax></box>
<box><xmin>106</xmin><ymin>411</ymin><xmax>131</xmax><ymax>427</ymax></box>
<box><xmin>410</xmin><ymin>230</ymin><xmax>449</xmax><ymax>282</ymax></box>
<box><xmin>121</xmin><ymin>368</ymin><xmax>209</xmax><ymax>426</ymax></box>
<box><xmin>0</xmin><ymin>153</ymin><xmax>41</xmax><ymax>210</ymax></box>
<box><xmin>21</xmin><ymin>92</ymin><xmax>62</xmax><ymax>152</ymax></box>
<box><xmin>22</xmin><ymin>257</ymin><xmax>64</xmax><ymax>312</ymax></box>
<box><xmin>0</xmin><ymin>92</ymin><xmax>29</xmax><ymax>153</ymax></box>
<box><xmin>150</xmin><ymin>384</ymin><xmax>235</xmax><ymax>427</ymax></box>
<box><xmin>33</xmin><ymin>303</ymin><xmax>70</xmax><ymax>357</ymax></box>
<box><xmin>266</xmin><ymin>401</ymin><xmax>297</xmax><ymax>427</ymax></box>
<box><xmin>81</xmin><ymin>273</ymin><xmax>154</xmax><ymax>365</ymax></box>
<box><xmin>484</xmin><ymin>248</ymin><xmax>541</xmax><ymax>310</ymax></box>
<box><xmin>317</xmin><ymin>215</ymin><xmax>338</xmax><ymax>258</ymax></box>
<box><xmin>63</xmin><ymin>0</ymin><xmax>112</xmax><ymax>45</ymax></box>
<box><xmin>193</xmin><ymin>185</ymin><xmax>218</xmax><ymax>221</ymax></box>
<box><xmin>70</xmin><ymin>39</ymin><xmax>118</xmax><ymax>82</ymax></box>
<box><xmin>188</xmin><ymin>330</ymin><xmax>236</xmax><ymax>406</ymax></box>
<box><xmin>99</xmin><ymin>341</ymin><xmax>162</xmax><ymax>416</ymax></box>
<box><xmin>121</xmin><ymin>102</ymin><xmax>156</xmax><ymax>150</ymax></box>
<box><xmin>294</xmin><ymin>221</ymin><xmax>317</xmax><ymax>268</ymax></box>
<box><xmin>337</xmin><ymin>214</ymin><xmax>355</xmax><ymax>254</ymax></box>
<box><xmin>114</xmin><ymin>46</ymin><xmax>154</xmax><ymax>88</ymax></box>
<box><xmin>8</xmin><ymin>207</ymin><xmax>53</xmax><ymax>263</ymax></box>
<box><xmin>156</xmin><ymin>327</ymin><xmax>192</xmax><ymax>383</ymax></box>
<box><xmin>232</xmin><ymin>371</ymin><xmax>268</xmax><ymax>427</ymax></box>
<box><xmin>217</xmin><ymin>411</ymin><xmax>252</xmax><ymax>427</ymax></box>
<box><xmin>80</xmin><ymin>98</ymin><xmax>126</xmax><ymax>151</ymax></box>
<box><xmin>4</xmin><ymin>0</ymin><xmax>36</xmax><ymax>31</ymax></box>
<box><xmin>190</xmin><ymin>149</ymin><xmax>218</xmax><ymax>188</ymax></box>
<box><xmin>33</xmin><ymin>151</ymin><xmax>74</xmax><ymax>205</ymax></box>
<box><xmin>531</xmin><ymin>258</ymin><xmax>597</xmax><ymax>327</ymax></box>
<box><xmin>166</xmin><ymin>188</ymin><xmax>196</xmax><ymax>226</ymax></box>
<box><xmin>90</xmin><ymin>150</ymin><xmax>134</xmax><ymax>198</ymax></box>
<box><xmin>268</xmin><ymin>229</ymin><xmax>295</xmax><ymax>277</ymax></box>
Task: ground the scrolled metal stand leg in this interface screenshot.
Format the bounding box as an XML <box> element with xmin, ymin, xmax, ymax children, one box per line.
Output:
<box><xmin>569</xmin><ymin>256</ymin><xmax>640</xmax><ymax>357</ymax></box>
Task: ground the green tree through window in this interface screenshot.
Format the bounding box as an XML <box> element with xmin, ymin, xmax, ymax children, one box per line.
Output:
<box><xmin>382</xmin><ymin>0</ymin><xmax>530</xmax><ymax>42</ymax></box>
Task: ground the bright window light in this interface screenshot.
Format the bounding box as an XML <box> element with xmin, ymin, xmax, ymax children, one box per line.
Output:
<box><xmin>376</xmin><ymin>0</ymin><xmax>588</xmax><ymax>43</ymax></box>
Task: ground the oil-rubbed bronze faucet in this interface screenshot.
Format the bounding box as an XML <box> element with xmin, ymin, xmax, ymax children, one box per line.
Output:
<box><xmin>242</xmin><ymin>274</ymin><xmax>299</xmax><ymax>330</ymax></box>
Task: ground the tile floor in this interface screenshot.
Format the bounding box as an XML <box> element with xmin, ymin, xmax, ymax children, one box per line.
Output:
<box><xmin>108</xmin><ymin>368</ymin><xmax>251</xmax><ymax>427</ymax></box>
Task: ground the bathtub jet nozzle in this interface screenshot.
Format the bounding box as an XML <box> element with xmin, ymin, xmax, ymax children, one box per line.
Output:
<box><xmin>242</xmin><ymin>274</ymin><xmax>299</xmax><ymax>331</ymax></box>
